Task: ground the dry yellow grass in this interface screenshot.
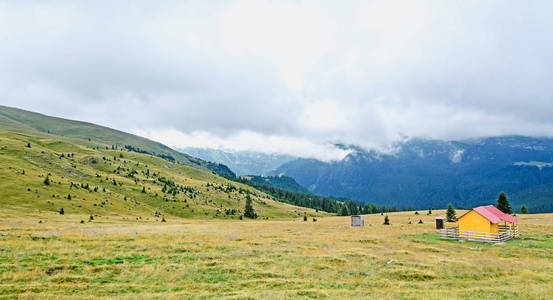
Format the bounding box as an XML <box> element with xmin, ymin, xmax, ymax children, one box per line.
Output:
<box><xmin>1</xmin><ymin>210</ymin><xmax>552</xmax><ymax>299</ymax></box>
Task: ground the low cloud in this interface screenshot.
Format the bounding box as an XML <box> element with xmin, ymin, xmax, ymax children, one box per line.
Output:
<box><xmin>1</xmin><ymin>1</ymin><xmax>553</xmax><ymax>159</ymax></box>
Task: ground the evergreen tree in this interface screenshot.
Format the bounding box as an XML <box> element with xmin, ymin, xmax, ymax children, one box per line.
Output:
<box><xmin>43</xmin><ymin>176</ymin><xmax>50</xmax><ymax>185</ymax></box>
<box><xmin>67</xmin><ymin>194</ymin><xmax>71</xmax><ymax>200</ymax></box>
<box><xmin>446</xmin><ymin>203</ymin><xmax>456</xmax><ymax>222</ymax></box>
<box><xmin>520</xmin><ymin>204</ymin><xmax>528</xmax><ymax>214</ymax></box>
<box><xmin>418</xmin><ymin>219</ymin><xmax>423</xmax><ymax>224</ymax></box>
<box><xmin>141</xmin><ymin>186</ymin><xmax>146</xmax><ymax>193</ymax></box>
<box><xmin>496</xmin><ymin>192</ymin><xmax>513</xmax><ymax>214</ymax></box>
<box><xmin>303</xmin><ymin>215</ymin><xmax>307</xmax><ymax>221</ymax></box>
<box><xmin>339</xmin><ymin>204</ymin><xmax>350</xmax><ymax>216</ymax></box>
<box><xmin>415</xmin><ymin>211</ymin><xmax>419</xmax><ymax>215</ymax></box>
<box><xmin>383</xmin><ymin>215</ymin><xmax>390</xmax><ymax>225</ymax></box>
<box><xmin>244</xmin><ymin>195</ymin><xmax>257</xmax><ymax>219</ymax></box>
<box><xmin>59</xmin><ymin>208</ymin><xmax>64</xmax><ymax>215</ymax></box>
<box><xmin>27</xmin><ymin>143</ymin><xmax>31</xmax><ymax>148</ymax></box>
<box><xmin>428</xmin><ymin>208</ymin><xmax>432</xmax><ymax>215</ymax></box>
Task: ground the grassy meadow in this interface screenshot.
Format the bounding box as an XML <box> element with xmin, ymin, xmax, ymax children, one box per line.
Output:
<box><xmin>0</xmin><ymin>129</ymin><xmax>324</xmax><ymax>221</ymax></box>
<box><xmin>1</xmin><ymin>210</ymin><xmax>552</xmax><ymax>299</ymax></box>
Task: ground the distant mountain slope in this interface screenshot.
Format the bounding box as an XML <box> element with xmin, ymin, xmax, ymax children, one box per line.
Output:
<box><xmin>179</xmin><ymin>147</ymin><xmax>295</xmax><ymax>175</ymax></box>
<box><xmin>238</xmin><ymin>175</ymin><xmax>311</xmax><ymax>194</ymax></box>
<box><xmin>271</xmin><ymin>137</ymin><xmax>553</xmax><ymax>213</ymax></box>
<box><xmin>0</xmin><ymin>105</ymin><xmax>234</xmax><ymax>177</ymax></box>
<box><xmin>0</xmin><ymin>128</ymin><xmax>324</xmax><ymax>220</ymax></box>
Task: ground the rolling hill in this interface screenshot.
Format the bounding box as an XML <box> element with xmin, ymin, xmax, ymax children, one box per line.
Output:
<box><xmin>0</xmin><ymin>106</ymin><xmax>325</xmax><ymax>220</ymax></box>
<box><xmin>0</xmin><ymin>105</ymin><xmax>235</xmax><ymax>178</ymax></box>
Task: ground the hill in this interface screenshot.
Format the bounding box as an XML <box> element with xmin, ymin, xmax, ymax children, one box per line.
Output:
<box><xmin>0</xmin><ymin>105</ymin><xmax>235</xmax><ymax>178</ymax></box>
<box><xmin>271</xmin><ymin>137</ymin><xmax>553</xmax><ymax>213</ymax></box>
<box><xmin>0</xmin><ymin>110</ymin><xmax>325</xmax><ymax>220</ymax></box>
<box><xmin>238</xmin><ymin>175</ymin><xmax>311</xmax><ymax>194</ymax></box>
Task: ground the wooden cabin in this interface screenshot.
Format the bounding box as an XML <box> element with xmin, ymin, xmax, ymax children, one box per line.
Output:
<box><xmin>457</xmin><ymin>205</ymin><xmax>518</xmax><ymax>235</ymax></box>
<box><xmin>440</xmin><ymin>205</ymin><xmax>518</xmax><ymax>243</ymax></box>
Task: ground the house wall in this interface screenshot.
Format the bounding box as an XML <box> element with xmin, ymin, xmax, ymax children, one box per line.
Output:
<box><xmin>458</xmin><ymin>210</ymin><xmax>492</xmax><ymax>233</ymax></box>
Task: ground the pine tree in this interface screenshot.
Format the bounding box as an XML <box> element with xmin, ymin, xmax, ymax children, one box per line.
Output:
<box><xmin>142</xmin><ymin>186</ymin><xmax>146</xmax><ymax>193</ymax></box>
<box><xmin>67</xmin><ymin>194</ymin><xmax>71</xmax><ymax>200</ymax></box>
<box><xmin>446</xmin><ymin>203</ymin><xmax>456</xmax><ymax>222</ymax></box>
<box><xmin>27</xmin><ymin>143</ymin><xmax>31</xmax><ymax>148</ymax></box>
<box><xmin>496</xmin><ymin>192</ymin><xmax>513</xmax><ymax>214</ymax></box>
<box><xmin>428</xmin><ymin>208</ymin><xmax>432</xmax><ymax>215</ymax></box>
<box><xmin>415</xmin><ymin>211</ymin><xmax>419</xmax><ymax>215</ymax></box>
<box><xmin>244</xmin><ymin>195</ymin><xmax>257</xmax><ymax>219</ymax></box>
<box><xmin>303</xmin><ymin>215</ymin><xmax>307</xmax><ymax>221</ymax></box>
<box><xmin>418</xmin><ymin>219</ymin><xmax>423</xmax><ymax>224</ymax></box>
<box><xmin>520</xmin><ymin>204</ymin><xmax>528</xmax><ymax>214</ymax></box>
<box><xmin>43</xmin><ymin>176</ymin><xmax>50</xmax><ymax>185</ymax></box>
<box><xmin>339</xmin><ymin>204</ymin><xmax>350</xmax><ymax>216</ymax></box>
<box><xmin>383</xmin><ymin>215</ymin><xmax>390</xmax><ymax>225</ymax></box>
<box><xmin>59</xmin><ymin>208</ymin><xmax>64</xmax><ymax>215</ymax></box>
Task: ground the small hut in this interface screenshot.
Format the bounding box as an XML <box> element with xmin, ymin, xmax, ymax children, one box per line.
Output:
<box><xmin>440</xmin><ymin>205</ymin><xmax>518</xmax><ymax>242</ymax></box>
<box><xmin>351</xmin><ymin>215</ymin><xmax>364</xmax><ymax>227</ymax></box>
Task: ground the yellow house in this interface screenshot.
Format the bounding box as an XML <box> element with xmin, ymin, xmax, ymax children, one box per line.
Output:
<box><xmin>457</xmin><ymin>205</ymin><xmax>518</xmax><ymax>234</ymax></box>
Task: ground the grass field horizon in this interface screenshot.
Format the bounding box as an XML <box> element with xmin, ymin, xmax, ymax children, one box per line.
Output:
<box><xmin>1</xmin><ymin>210</ymin><xmax>552</xmax><ymax>299</ymax></box>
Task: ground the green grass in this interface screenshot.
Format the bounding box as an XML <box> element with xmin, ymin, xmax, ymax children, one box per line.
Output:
<box><xmin>0</xmin><ymin>129</ymin><xmax>324</xmax><ymax>221</ymax></box>
<box><xmin>0</xmin><ymin>104</ymin><xmax>230</xmax><ymax>174</ymax></box>
<box><xmin>0</xmin><ymin>212</ymin><xmax>552</xmax><ymax>299</ymax></box>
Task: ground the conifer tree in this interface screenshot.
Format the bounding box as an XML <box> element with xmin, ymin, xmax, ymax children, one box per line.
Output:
<box><xmin>59</xmin><ymin>208</ymin><xmax>64</xmax><ymax>215</ymax></box>
<box><xmin>244</xmin><ymin>195</ymin><xmax>257</xmax><ymax>219</ymax></box>
<box><xmin>496</xmin><ymin>192</ymin><xmax>513</xmax><ymax>214</ymax></box>
<box><xmin>43</xmin><ymin>176</ymin><xmax>50</xmax><ymax>185</ymax></box>
<box><xmin>428</xmin><ymin>208</ymin><xmax>432</xmax><ymax>215</ymax></box>
<box><xmin>446</xmin><ymin>203</ymin><xmax>456</xmax><ymax>222</ymax></box>
<box><xmin>383</xmin><ymin>215</ymin><xmax>390</xmax><ymax>225</ymax></box>
<box><xmin>520</xmin><ymin>204</ymin><xmax>528</xmax><ymax>214</ymax></box>
<box><xmin>67</xmin><ymin>194</ymin><xmax>71</xmax><ymax>200</ymax></box>
<box><xmin>339</xmin><ymin>204</ymin><xmax>350</xmax><ymax>216</ymax></box>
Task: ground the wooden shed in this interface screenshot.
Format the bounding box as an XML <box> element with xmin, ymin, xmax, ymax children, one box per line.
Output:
<box><xmin>351</xmin><ymin>215</ymin><xmax>364</xmax><ymax>227</ymax></box>
<box><xmin>440</xmin><ymin>205</ymin><xmax>519</xmax><ymax>243</ymax></box>
<box><xmin>457</xmin><ymin>205</ymin><xmax>518</xmax><ymax>234</ymax></box>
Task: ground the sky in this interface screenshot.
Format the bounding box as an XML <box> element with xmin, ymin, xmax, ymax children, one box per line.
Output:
<box><xmin>1</xmin><ymin>1</ymin><xmax>553</xmax><ymax>161</ymax></box>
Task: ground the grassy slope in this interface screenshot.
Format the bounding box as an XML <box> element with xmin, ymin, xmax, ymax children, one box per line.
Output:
<box><xmin>0</xmin><ymin>105</ymin><xmax>225</xmax><ymax>173</ymax></box>
<box><xmin>0</xmin><ymin>129</ymin><xmax>324</xmax><ymax>221</ymax></box>
<box><xmin>0</xmin><ymin>210</ymin><xmax>551</xmax><ymax>298</ymax></box>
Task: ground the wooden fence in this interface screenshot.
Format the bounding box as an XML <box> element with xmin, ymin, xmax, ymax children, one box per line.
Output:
<box><xmin>439</xmin><ymin>228</ymin><xmax>515</xmax><ymax>243</ymax></box>
<box><xmin>499</xmin><ymin>224</ymin><xmax>519</xmax><ymax>237</ymax></box>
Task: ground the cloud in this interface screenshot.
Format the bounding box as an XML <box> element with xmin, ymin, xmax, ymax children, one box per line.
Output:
<box><xmin>1</xmin><ymin>0</ymin><xmax>553</xmax><ymax>158</ymax></box>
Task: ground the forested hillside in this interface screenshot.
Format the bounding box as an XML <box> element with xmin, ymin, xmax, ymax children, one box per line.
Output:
<box><xmin>272</xmin><ymin>137</ymin><xmax>553</xmax><ymax>213</ymax></box>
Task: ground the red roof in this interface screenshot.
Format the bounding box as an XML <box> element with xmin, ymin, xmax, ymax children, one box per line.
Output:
<box><xmin>458</xmin><ymin>205</ymin><xmax>518</xmax><ymax>224</ymax></box>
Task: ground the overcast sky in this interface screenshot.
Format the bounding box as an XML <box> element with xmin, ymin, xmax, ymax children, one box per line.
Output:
<box><xmin>1</xmin><ymin>1</ymin><xmax>553</xmax><ymax>161</ymax></box>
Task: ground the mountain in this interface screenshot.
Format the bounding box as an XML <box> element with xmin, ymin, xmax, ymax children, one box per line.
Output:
<box><xmin>179</xmin><ymin>147</ymin><xmax>295</xmax><ymax>175</ymax></box>
<box><xmin>0</xmin><ymin>105</ymin><xmax>235</xmax><ymax>178</ymax></box>
<box><xmin>271</xmin><ymin>137</ymin><xmax>553</xmax><ymax>213</ymax></box>
<box><xmin>238</xmin><ymin>175</ymin><xmax>311</xmax><ymax>194</ymax></box>
<box><xmin>0</xmin><ymin>105</ymin><xmax>324</xmax><ymax>219</ymax></box>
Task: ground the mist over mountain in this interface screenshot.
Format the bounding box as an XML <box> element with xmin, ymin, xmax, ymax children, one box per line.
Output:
<box><xmin>179</xmin><ymin>148</ymin><xmax>295</xmax><ymax>176</ymax></box>
<box><xmin>269</xmin><ymin>136</ymin><xmax>553</xmax><ymax>212</ymax></box>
